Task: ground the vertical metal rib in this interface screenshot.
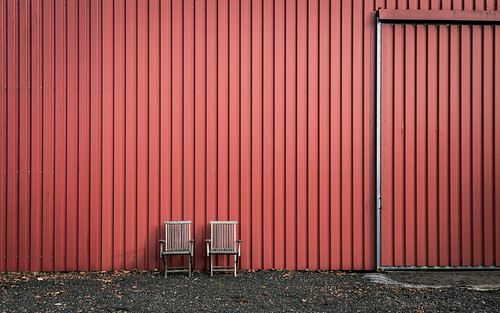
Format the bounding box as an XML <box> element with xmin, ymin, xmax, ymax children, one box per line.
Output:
<box><xmin>376</xmin><ymin>15</ymin><xmax>382</xmax><ymax>271</ymax></box>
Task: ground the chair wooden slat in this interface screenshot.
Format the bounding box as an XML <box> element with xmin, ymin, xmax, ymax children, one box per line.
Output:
<box><xmin>166</xmin><ymin>222</ymin><xmax>191</xmax><ymax>252</ymax></box>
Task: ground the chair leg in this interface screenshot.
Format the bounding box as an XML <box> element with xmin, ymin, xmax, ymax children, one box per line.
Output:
<box><xmin>234</xmin><ymin>255</ymin><xmax>237</xmax><ymax>277</ymax></box>
<box><xmin>164</xmin><ymin>255</ymin><xmax>168</xmax><ymax>278</ymax></box>
<box><xmin>188</xmin><ymin>255</ymin><xmax>192</xmax><ymax>277</ymax></box>
<box><xmin>210</xmin><ymin>254</ymin><xmax>213</xmax><ymax>277</ymax></box>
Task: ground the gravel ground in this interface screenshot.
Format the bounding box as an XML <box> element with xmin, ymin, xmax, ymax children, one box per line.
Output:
<box><xmin>1</xmin><ymin>270</ymin><xmax>499</xmax><ymax>312</ymax></box>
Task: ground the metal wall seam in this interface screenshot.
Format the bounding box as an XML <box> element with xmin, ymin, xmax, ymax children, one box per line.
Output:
<box><xmin>89</xmin><ymin>0</ymin><xmax>102</xmax><ymax>272</ymax></box>
<box><xmin>295</xmin><ymin>0</ymin><xmax>306</xmax><ymax>270</ymax></box>
<box><xmin>273</xmin><ymin>0</ymin><xmax>285</xmax><ymax>270</ymax></box>
<box><xmin>483</xmin><ymin>22</ymin><xmax>495</xmax><ymax>266</ymax></box>
<box><xmin>18</xmin><ymin>0</ymin><xmax>30</xmax><ymax>272</ymax></box>
<box><xmin>30</xmin><ymin>0</ymin><xmax>43</xmax><ymax>272</ymax></box>
<box><xmin>113</xmin><ymin>0</ymin><xmax>126</xmax><ymax>271</ymax></box>
<box><xmin>318</xmin><ymin>0</ymin><xmax>330</xmax><ymax>270</ymax></box>
<box><xmin>228</xmin><ymin>0</ymin><xmax>241</xmax><ymax>267</ymax></box>
<box><xmin>54</xmin><ymin>0</ymin><xmax>66</xmax><ymax>272</ymax></box>
<box><xmin>495</xmin><ymin>25</ymin><xmax>500</xmax><ymax>266</ymax></box>
<box><xmin>330</xmin><ymin>0</ymin><xmax>341</xmax><ymax>270</ymax></box>
<box><xmin>136</xmin><ymin>0</ymin><xmax>148</xmax><ymax>270</ymax></box>
<box><xmin>240</xmin><ymin>0</ymin><xmax>252</xmax><ymax>271</ymax></box>
<box><xmin>284</xmin><ymin>0</ymin><xmax>296</xmax><ymax>270</ymax></box>
<box><xmin>375</xmin><ymin>13</ymin><xmax>381</xmax><ymax>271</ymax></box>
<box><xmin>363</xmin><ymin>0</ymin><xmax>376</xmax><ymax>271</ymax></box>
<box><xmin>4</xmin><ymin>0</ymin><xmax>16</xmax><ymax>272</ymax></box>
<box><xmin>42</xmin><ymin>0</ymin><xmax>54</xmax><ymax>272</ymax></box>
<box><xmin>101</xmin><ymin>0</ymin><xmax>113</xmax><ymax>271</ymax></box>
<box><xmin>0</xmin><ymin>0</ymin><xmax>4</xmax><ymax>274</ymax></box>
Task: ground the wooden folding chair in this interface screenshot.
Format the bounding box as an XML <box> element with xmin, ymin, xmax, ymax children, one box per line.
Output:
<box><xmin>205</xmin><ymin>221</ymin><xmax>242</xmax><ymax>277</ymax></box>
<box><xmin>159</xmin><ymin>221</ymin><xmax>193</xmax><ymax>277</ymax></box>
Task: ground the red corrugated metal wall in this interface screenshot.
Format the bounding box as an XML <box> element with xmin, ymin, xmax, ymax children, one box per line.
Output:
<box><xmin>380</xmin><ymin>4</ymin><xmax>500</xmax><ymax>267</ymax></box>
<box><xmin>0</xmin><ymin>0</ymin><xmax>498</xmax><ymax>272</ymax></box>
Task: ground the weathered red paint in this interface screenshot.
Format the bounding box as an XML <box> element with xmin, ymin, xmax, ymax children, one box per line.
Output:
<box><xmin>0</xmin><ymin>0</ymin><xmax>499</xmax><ymax>272</ymax></box>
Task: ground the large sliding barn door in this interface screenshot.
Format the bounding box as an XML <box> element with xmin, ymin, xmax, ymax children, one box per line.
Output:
<box><xmin>380</xmin><ymin>23</ymin><xmax>500</xmax><ymax>268</ymax></box>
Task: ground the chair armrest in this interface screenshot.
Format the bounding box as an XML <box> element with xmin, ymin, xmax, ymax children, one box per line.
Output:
<box><xmin>236</xmin><ymin>240</ymin><xmax>242</xmax><ymax>256</ymax></box>
<box><xmin>206</xmin><ymin>239</ymin><xmax>211</xmax><ymax>255</ymax></box>
<box><xmin>159</xmin><ymin>240</ymin><xmax>166</xmax><ymax>256</ymax></box>
<box><xmin>189</xmin><ymin>239</ymin><xmax>194</xmax><ymax>256</ymax></box>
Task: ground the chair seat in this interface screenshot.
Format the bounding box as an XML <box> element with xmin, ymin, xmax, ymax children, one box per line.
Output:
<box><xmin>162</xmin><ymin>249</ymin><xmax>191</xmax><ymax>255</ymax></box>
<box><xmin>209</xmin><ymin>249</ymin><xmax>238</xmax><ymax>255</ymax></box>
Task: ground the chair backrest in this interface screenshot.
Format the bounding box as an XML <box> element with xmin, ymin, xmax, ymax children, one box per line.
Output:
<box><xmin>210</xmin><ymin>221</ymin><xmax>237</xmax><ymax>252</ymax></box>
<box><xmin>165</xmin><ymin>221</ymin><xmax>191</xmax><ymax>251</ymax></box>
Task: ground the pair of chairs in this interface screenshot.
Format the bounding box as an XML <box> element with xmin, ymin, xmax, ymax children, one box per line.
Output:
<box><xmin>159</xmin><ymin>221</ymin><xmax>242</xmax><ymax>277</ymax></box>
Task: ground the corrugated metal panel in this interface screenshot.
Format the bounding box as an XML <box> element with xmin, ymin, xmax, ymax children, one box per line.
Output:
<box><xmin>380</xmin><ymin>1</ymin><xmax>500</xmax><ymax>267</ymax></box>
<box><xmin>0</xmin><ymin>0</ymin><xmax>498</xmax><ymax>272</ymax></box>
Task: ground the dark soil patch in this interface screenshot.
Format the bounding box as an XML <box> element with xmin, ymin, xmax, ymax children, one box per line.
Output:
<box><xmin>386</xmin><ymin>270</ymin><xmax>500</xmax><ymax>289</ymax></box>
<box><xmin>1</xmin><ymin>270</ymin><xmax>498</xmax><ymax>312</ymax></box>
